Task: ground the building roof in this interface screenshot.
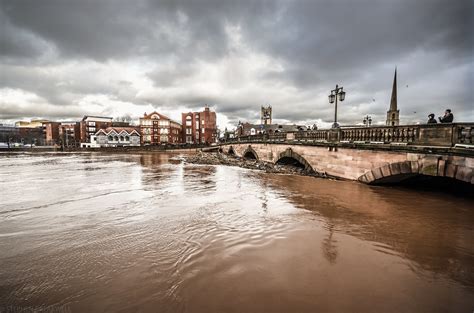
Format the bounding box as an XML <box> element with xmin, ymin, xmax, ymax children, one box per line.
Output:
<box><xmin>240</xmin><ymin>123</ymin><xmax>306</xmax><ymax>133</ymax></box>
<box><xmin>95</xmin><ymin>127</ymin><xmax>140</xmax><ymax>136</ymax></box>
<box><xmin>389</xmin><ymin>68</ymin><xmax>397</xmax><ymax>111</ymax></box>
<box><xmin>141</xmin><ymin>111</ymin><xmax>182</xmax><ymax>125</ymax></box>
<box><xmin>82</xmin><ymin>115</ymin><xmax>113</xmax><ymax>121</ymax></box>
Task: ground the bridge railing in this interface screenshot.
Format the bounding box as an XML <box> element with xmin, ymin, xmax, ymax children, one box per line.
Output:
<box><xmin>226</xmin><ymin>123</ymin><xmax>474</xmax><ymax>147</ymax></box>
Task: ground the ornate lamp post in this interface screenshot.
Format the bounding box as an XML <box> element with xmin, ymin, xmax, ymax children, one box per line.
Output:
<box><xmin>328</xmin><ymin>84</ymin><xmax>346</xmax><ymax>128</ymax></box>
<box><xmin>363</xmin><ymin>115</ymin><xmax>372</xmax><ymax>127</ymax></box>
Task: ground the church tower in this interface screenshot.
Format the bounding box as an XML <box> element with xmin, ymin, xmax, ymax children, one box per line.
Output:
<box><xmin>261</xmin><ymin>105</ymin><xmax>272</xmax><ymax>125</ymax></box>
<box><xmin>386</xmin><ymin>68</ymin><xmax>400</xmax><ymax>126</ymax></box>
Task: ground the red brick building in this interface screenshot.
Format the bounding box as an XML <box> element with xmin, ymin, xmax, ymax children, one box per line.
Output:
<box><xmin>59</xmin><ymin>122</ymin><xmax>81</xmax><ymax>147</ymax></box>
<box><xmin>181</xmin><ymin>106</ymin><xmax>217</xmax><ymax>144</ymax></box>
<box><xmin>139</xmin><ymin>112</ymin><xmax>182</xmax><ymax>145</ymax></box>
<box><xmin>44</xmin><ymin>122</ymin><xmax>60</xmax><ymax>145</ymax></box>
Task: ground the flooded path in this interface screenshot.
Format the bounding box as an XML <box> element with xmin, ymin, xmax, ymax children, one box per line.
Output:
<box><xmin>0</xmin><ymin>152</ymin><xmax>473</xmax><ymax>312</ymax></box>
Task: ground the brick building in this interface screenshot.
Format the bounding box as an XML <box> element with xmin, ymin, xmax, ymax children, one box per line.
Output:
<box><xmin>79</xmin><ymin>116</ymin><xmax>113</xmax><ymax>143</ymax></box>
<box><xmin>59</xmin><ymin>122</ymin><xmax>81</xmax><ymax>147</ymax></box>
<box><xmin>139</xmin><ymin>112</ymin><xmax>182</xmax><ymax>145</ymax></box>
<box><xmin>181</xmin><ymin>106</ymin><xmax>217</xmax><ymax>144</ymax></box>
<box><xmin>44</xmin><ymin>122</ymin><xmax>60</xmax><ymax>145</ymax></box>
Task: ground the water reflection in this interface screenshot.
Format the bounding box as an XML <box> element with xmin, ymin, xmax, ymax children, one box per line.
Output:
<box><xmin>322</xmin><ymin>224</ymin><xmax>338</xmax><ymax>264</ymax></box>
<box><xmin>182</xmin><ymin>165</ymin><xmax>217</xmax><ymax>194</ymax></box>
<box><xmin>0</xmin><ymin>152</ymin><xmax>472</xmax><ymax>313</ymax></box>
<box><xmin>261</xmin><ymin>173</ymin><xmax>474</xmax><ymax>288</ymax></box>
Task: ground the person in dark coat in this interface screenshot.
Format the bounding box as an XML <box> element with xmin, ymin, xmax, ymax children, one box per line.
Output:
<box><xmin>427</xmin><ymin>113</ymin><xmax>437</xmax><ymax>124</ymax></box>
<box><xmin>439</xmin><ymin>109</ymin><xmax>454</xmax><ymax>123</ymax></box>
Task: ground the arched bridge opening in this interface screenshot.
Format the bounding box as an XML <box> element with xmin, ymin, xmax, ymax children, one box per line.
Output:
<box><xmin>397</xmin><ymin>175</ymin><xmax>473</xmax><ymax>196</ymax></box>
<box><xmin>359</xmin><ymin>160</ymin><xmax>473</xmax><ymax>196</ymax></box>
<box><xmin>228</xmin><ymin>146</ymin><xmax>236</xmax><ymax>155</ymax></box>
<box><xmin>276</xmin><ymin>156</ymin><xmax>306</xmax><ymax>169</ymax></box>
<box><xmin>275</xmin><ymin>148</ymin><xmax>314</xmax><ymax>172</ymax></box>
<box><xmin>243</xmin><ymin>146</ymin><xmax>258</xmax><ymax>160</ymax></box>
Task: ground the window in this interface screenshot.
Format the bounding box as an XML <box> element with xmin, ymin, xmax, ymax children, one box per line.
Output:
<box><xmin>88</xmin><ymin>121</ymin><xmax>96</xmax><ymax>126</ymax></box>
<box><xmin>141</xmin><ymin>119</ymin><xmax>152</xmax><ymax>126</ymax></box>
<box><xmin>195</xmin><ymin>133</ymin><xmax>199</xmax><ymax>139</ymax></box>
<box><xmin>185</xmin><ymin>116</ymin><xmax>192</xmax><ymax>126</ymax></box>
<box><xmin>202</xmin><ymin>128</ymin><xmax>205</xmax><ymax>133</ymax></box>
<box><xmin>159</xmin><ymin>120</ymin><xmax>169</xmax><ymax>126</ymax></box>
<box><xmin>186</xmin><ymin>128</ymin><xmax>192</xmax><ymax>134</ymax></box>
<box><xmin>108</xmin><ymin>136</ymin><xmax>113</xmax><ymax>141</ymax></box>
<box><xmin>195</xmin><ymin>121</ymin><xmax>199</xmax><ymax>129</ymax></box>
<box><xmin>114</xmin><ymin>136</ymin><xmax>118</xmax><ymax>141</ymax></box>
<box><xmin>160</xmin><ymin>135</ymin><xmax>168</xmax><ymax>142</ymax></box>
<box><xmin>186</xmin><ymin>136</ymin><xmax>193</xmax><ymax>143</ymax></box>
<box><xmin>125</xmin><ymin>136</ymin><xmax>130</xmax><ymax>141</ymax></box>
<box><xmin>201</xmin><ymin>120</ymin><xmax>205</xmax><ymax>125</ymax></box>
<box><xmin>119</xmin><ymin>136</ymin><xmax>124</xmax><ymax>141</ymax></box>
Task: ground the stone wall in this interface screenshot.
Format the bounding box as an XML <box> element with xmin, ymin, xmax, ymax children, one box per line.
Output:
<box><xmin>224</xmin><ymin>143</ymin><xmax>473</xmax><ymax>184</ymax></box>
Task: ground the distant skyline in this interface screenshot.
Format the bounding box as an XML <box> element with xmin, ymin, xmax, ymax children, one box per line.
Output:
<box><xmin>1</xmin><ymin>0</ymin><xmax>473</xmax><ymax>129</ymax></box>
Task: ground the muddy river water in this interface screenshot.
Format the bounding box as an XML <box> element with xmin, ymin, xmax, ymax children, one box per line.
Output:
<box><xmin>0</xmin><ymin>152</ymin><xmax>473</xmax><ymax>312</ymax></box>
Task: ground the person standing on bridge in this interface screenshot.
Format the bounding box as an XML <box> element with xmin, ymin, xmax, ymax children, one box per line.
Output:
<box><xmin>439</xmin><ymin>109</ymin><xmax>454</xmax><ymax>123</ymax></box>
<box><xmin>427</xmin><ymin>113</ymin><xmax>437</xmax><ymax>124</ymax></box>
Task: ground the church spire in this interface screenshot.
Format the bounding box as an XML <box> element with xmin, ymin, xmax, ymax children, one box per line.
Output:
<box><xmin>386</xmin><ymin>67</ymin><xmax>400</xmax><ymax>126</ymax></box>
<box><xmin>389</xmin><ymin>67</ymin><xmax>397</xmax><ymax>111</ymax></box>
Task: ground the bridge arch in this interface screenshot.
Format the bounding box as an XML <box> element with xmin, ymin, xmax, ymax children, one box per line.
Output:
<box><xmin>275</xmin><ymin>148</ymin><xmax>314</xmax><ymax>172</ymax></box>
<box><xmin>227</xmin><ymin>146</ymin><xmax>236</xmax><ymax>155</ymax></box>
<box><xmin>359</xmin><ymin>160</ymin><xmax>473</xmax><ymax>185</ymax></box>
<box><xmin>243</xmin><ymin>146</ymin><xmax>259</xmax><ymax>160</ymax></box>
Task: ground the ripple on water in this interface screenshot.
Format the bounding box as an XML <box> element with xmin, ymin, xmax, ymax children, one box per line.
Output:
<box><xmin>1</xmin><ymin>153</ymin><xmax>473</xmax><ymax>312</ymax></box>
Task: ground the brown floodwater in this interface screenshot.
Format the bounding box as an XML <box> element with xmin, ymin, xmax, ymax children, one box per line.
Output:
<box><xmin>0</xmin><ymin>152</ymin><xmax>473</xmax><ymax>312</ymax></box>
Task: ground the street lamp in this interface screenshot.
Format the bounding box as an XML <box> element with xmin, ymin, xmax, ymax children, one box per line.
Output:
<box><xmin>328</xmin><ymin>84</ymin><xmax>346</xmax><ymax>128</ymax></box>
<box><xmin>363</xmin><ymin>115</ymin><xmax>372</xmax><ymax>127</ymax></box>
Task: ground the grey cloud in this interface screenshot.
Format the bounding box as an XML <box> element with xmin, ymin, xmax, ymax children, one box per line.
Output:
<box><xmin>0</xmin><ymin>0</ymin><xmax>472</xmax><ymax>126</ymax></box>
<box><xmin>0</xmin><ymin>11</ymin><xmax>50</xmax><ymax>61</ymax></box>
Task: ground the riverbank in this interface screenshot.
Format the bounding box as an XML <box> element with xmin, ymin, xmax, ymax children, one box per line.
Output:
<box><xmin>0</xmin><ymin>147</ymin><xmax>201</xmax><ymax>155</ymax></box>
<box><xmin>0</xmin><ymin>144</ymin><xmax>209</xmax><ymax>153</ymax></box>
<box><xmin>184</xmin><ymin>151</ymin><xmax>330</xmax><ymax>178</ymax></box>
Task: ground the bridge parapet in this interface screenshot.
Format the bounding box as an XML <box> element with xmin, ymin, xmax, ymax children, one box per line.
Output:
<box><xmin>227</xmin><ymin>123</ymin><xmax>474</xmax><ymax>148</ymax></box>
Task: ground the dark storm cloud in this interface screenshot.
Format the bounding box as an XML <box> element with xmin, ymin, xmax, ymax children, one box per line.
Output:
<box><xmin>0</xmin><ymin>0</ymin><xmax>472</xmax><ymax>125</ymax></box>
<box><xmin>0</xmin><ymin>0</ymin><xmax>273</xmax><ymax>61</ymax></box>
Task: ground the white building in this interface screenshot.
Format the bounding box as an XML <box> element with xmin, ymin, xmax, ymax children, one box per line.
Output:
<box><xmin>84</xmin><ymin>127</ymin><xmax>141</xmax><ymax>148</ymax></box>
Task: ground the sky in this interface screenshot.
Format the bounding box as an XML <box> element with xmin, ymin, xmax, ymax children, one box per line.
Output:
<box><xmin>0</xmin><ymin>0</ymin><xmax>473</xmax><ymax>129</ymax></box>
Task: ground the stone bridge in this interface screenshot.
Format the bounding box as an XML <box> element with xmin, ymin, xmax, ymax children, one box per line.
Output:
<box><xmin>215</xmin><ymin>123</ymin><xmax>474</xmax><ymax>185</ymax></box>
